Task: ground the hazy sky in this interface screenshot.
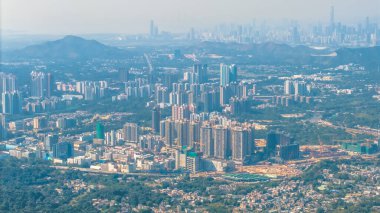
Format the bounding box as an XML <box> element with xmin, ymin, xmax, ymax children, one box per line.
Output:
<box><xmin>1</xmin><ymin>0</ymin><xmax>380</xmax><ymax>34</ymax></box>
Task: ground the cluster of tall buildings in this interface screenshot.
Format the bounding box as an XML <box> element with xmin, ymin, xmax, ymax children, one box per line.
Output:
<box><xmin>184</xmin><ymin>8</ymin><xmax>379</xmax><ymax>47</ymax></box>
<box><xmin>122</xmin><ymin>123</ymin><xmax>139</xmax><ymax>143</ymax></box>
<box><xmin>75</xmin><ymin>81</ymin><xmax>107</xmax><ymax>101</ymax></box>
<box><xmin>25</xmin><ymin>98</ymin><xmax>66</xmax><ymax>113</ymax></box>
<box><xmin>0</xmin><ymin>73</ymin><xmax>22</xmax><ymax>115</ymax></box>
<box><xmin>279</xmin><ymin>80</ymin><xmax>314</xmax><ymax>106</ymax></box>
<box><xmin>124</xmin><ymin>78</ymin><xmax>151</xmax><ymax>99</ymax></box>
<box><xmin>43</xmin><ymin>134</ymin><xmax>74</xmax><ymax>159</ymax></box>
<box><xmin>184</xmin><ymin>64</ymin><xmax>208</xmax><ymax>84</ymax></box>
<box><xmin>200</xmin><ymin>123</ymin><xmax>255</xmax><ymax>162</ymax></box>
<box><xmin>284</xmin><ymin>80</ymin><xmax>311</xmax><ymax>96</ymax></box>
<box><xmin>266</xmin><ymin>131</ymin><xmax>300</xmax><ymax>161</ymax></box>
<box><xmin>0</xmin><ymin>73</ymin><xmax>16</xmax><ymax>93</ymax></box>
<box><xmin>153</xmin><ymin>63</ymin><xmax>256</xmax><ymax>116</ymax></box>
<box><xmin>2</xmin><ymin>71</ymin><xmax>57</xmax><ymax>116</ymax></box>
<box><xmin>92</xmin><ymin>121</ymin><xmax>140</xmax><ymax>146</ymax></box>
<box><xmin>158</xmin><ymin>112</ymin><xmax>255</xmax><ymax>164</ymax></box>
<box><xmin>2</xmin><ymin>91</ymin><xmax>22</xmax><ymax>114</ymax></box>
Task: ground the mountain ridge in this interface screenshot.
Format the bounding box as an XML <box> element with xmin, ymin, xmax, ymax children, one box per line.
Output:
<box><xmin>4</xmin><ymin>35</ymin><xmax>137</xmax><ymax>60</ymax></box>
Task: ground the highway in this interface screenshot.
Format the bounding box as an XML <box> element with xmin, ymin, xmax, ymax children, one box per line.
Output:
<box><xmin>312</xmin><ymin>119</ymin><xmax>380</xmax><ymax>138</ymax></box>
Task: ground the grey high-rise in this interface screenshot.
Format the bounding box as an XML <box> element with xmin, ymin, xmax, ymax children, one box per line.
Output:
<box><xmin>151</xmin><ymin>106</ymin><xmax>160</xmax><ymax>133</ymax></box>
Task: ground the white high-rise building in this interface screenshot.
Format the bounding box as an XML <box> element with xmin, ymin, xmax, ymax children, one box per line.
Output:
<box><xmin>31</xmin><ymin>71</ymin><xmax>46</xmax><ymax>98</ymax></box>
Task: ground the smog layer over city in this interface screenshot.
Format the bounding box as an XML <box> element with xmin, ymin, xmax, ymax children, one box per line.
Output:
<box><xmin>0</xmin><ymin>0</ymin><xmax>380</xmax><ymax>212</ymax></box>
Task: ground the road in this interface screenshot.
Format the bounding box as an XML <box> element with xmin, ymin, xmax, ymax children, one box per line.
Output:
<box><xmin>311</xmin><ymin>118</ymin><xmax>380</xmax><ymax>138</ymax></box>
<box><xmin>53</xmin><ymin>165</ymin><xmax>173</xmax><ymax>177</ymax></box>
<box><xmin>144</xmin><ymin>53</ymin><xmax>154</xmax><ymax>73</ymax></box>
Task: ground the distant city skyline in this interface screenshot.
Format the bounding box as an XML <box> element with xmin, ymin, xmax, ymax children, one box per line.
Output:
<box><xmin>1</xmin><ymin>0</ymin><xmax>380</xmax><ymax>35</ymax></box>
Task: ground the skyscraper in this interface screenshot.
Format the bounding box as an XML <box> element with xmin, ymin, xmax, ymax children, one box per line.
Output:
<box><xmin>229</xmin><ymin>64</ymin><xmax>238</xmax><ymax>82</ymax></box>
<box><xmin>96</xmin><ymin>122</ymin><xmax>105</xmax><ymax>139</ymax></box>
<box><xmin>277</xmin><ymin>143</ymin><xmax>300</xmax><ymax>160</ymax></box>
<box><xmin>213</xmin><ymin>125</ymin><xmax>229</xmax><ymax>159</ymax></box>
<box><xmin>1</xmin><ymin>92</ymin><xmax>11</xmax><ymax>114</ymax></box>
<box><xmin>220</xmin><ymin>64</ymin><xmax>238</xmax><ymax>86</ymax></box>
<box><xmin>31</xmin><ymin>71</ymin><xmax>46</xmax><ymax>98</ymax></box>
<box><xmin>2</xmin><ymin>91</ymin><xmax>22</xmax><ymax>114</ymax></box>
<box><xmin>220</xmin><ymin>64</ymin><xmax>231</xmax><ymax>87</ymax></box>
<box><xmin>150</xmin><ymin>20</ymin><xmax>155</xmax><ymax>37</ymax></box>
<box><xmin>123</xmin><ymin>122</ymin><xmax>139</xmax><ymax>143</ymax></box>
<box><xmin>193</xmin><ymin>64</ymin><xmax>208</xmax><ymax>84</ymax></box>
<box><xmin>164</xmin><ymin>119</ymin><xmax>175</xmax><ymax>147</ymax></box>
<box><xmin>0</xmin><ymin>114</ymin><xmax>7</xmax><ymax>140</ymax></box>
<box><xmin>284</xmin><ymin>80</ymin><xmax>295</xmax><ymax>95</ymax></box>
<box><xmin>105</xmin><ymin>130</ymin><xmax>117</xmax><ymax>146</ymax></box>
<box><xmin>159</xmin><ymin>120</ymin><xmax>166</xmax><ymax>138</ymax></box>
<box><xmin>267</xmin><ymin>131</ymin><xmax>300</xmax><ymax>161</ymax></box>
<box><xmin>330</xmin><ymin>6</ymin><xmax>335</xmax><ymax>30</ymax></box>
<box><xmin>189</xmin><ymin>121</ymin><xmax>200</xmax><ymax>148</ymax></box>
<box><xmin>53</xmin><ymin>142</ymin><xmax>74</xmax><ymax>159</ymax></box>
<box><xmin>172</xmin><ymin>104</ymin><xmax>190</xmax><ymax>121</ymax></box>
<box><xmin>151</xmin><ymin>106</ymin><xmax>160</xmax><ymax>133</ymax></box>
<box><xmin>200</xmin><ymin>124</ymin><xmax>213</xmax><ymax>157</ymax></box>
<box><xmin>46</xmin><ymin>73</ymin><xmax>54</xmax><ymax>98</ymax></box>
<box><xmin>45</xmin><ymin>134</ymin><xmax>59</xmax><ymax>151</ymax></box>
<box><xmin>33</xmin><ymin>116</ymin><xmax>48</xmax><ymax>130</ymax></box>
<box><xmin>220</xmin><ymin>86</ymin><xmax>232</xmax><ymax>106</ymax></box>
<box><xmin>119</xmin><ymin>69</ymin><xmax>130</xmax><ymax>82</ymax></box>
<box><xmin>201</xmin><ymin>91</ymin><xmax>213</xmax><ymax>112</ymax></box>
<box><xmin>231</xmin><ymin>126</ymin><xmax>254</xmax><ymax>163</ymax></box>
<box><xmin>294</xmin><ymin>81</ymin><xmax>307</xmax><ymax>96</ymax></box>
<box><xmin>0</xmin><ymin>73</ymin><xmax>16</xmax><ymax>94</ymax></box>
<box><xmin>149</xmin><ymin>20</ymin><xmax>158</xmax><ymax>37</ymax></box>
<box><xmin>175</xmin><ymin>120</ymin><xmax>189</xmax><ymax>147</ymax></box>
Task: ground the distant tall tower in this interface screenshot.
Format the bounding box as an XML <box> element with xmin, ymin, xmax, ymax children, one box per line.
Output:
<box><xmin>330</xmin><ymin>6</ymin><xmax>335</xmax><ymax>29</ymax></box>
<box><xmin>150</xmin><ymin>20</ymin><xmax>155</xmax><ymax>37</ymax></box>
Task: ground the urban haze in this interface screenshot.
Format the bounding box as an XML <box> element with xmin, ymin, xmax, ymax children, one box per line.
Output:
<box><xmin>0</xmin><ymin>1</ymin><xmax>379</xmax><ymax>213</ymax></box>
